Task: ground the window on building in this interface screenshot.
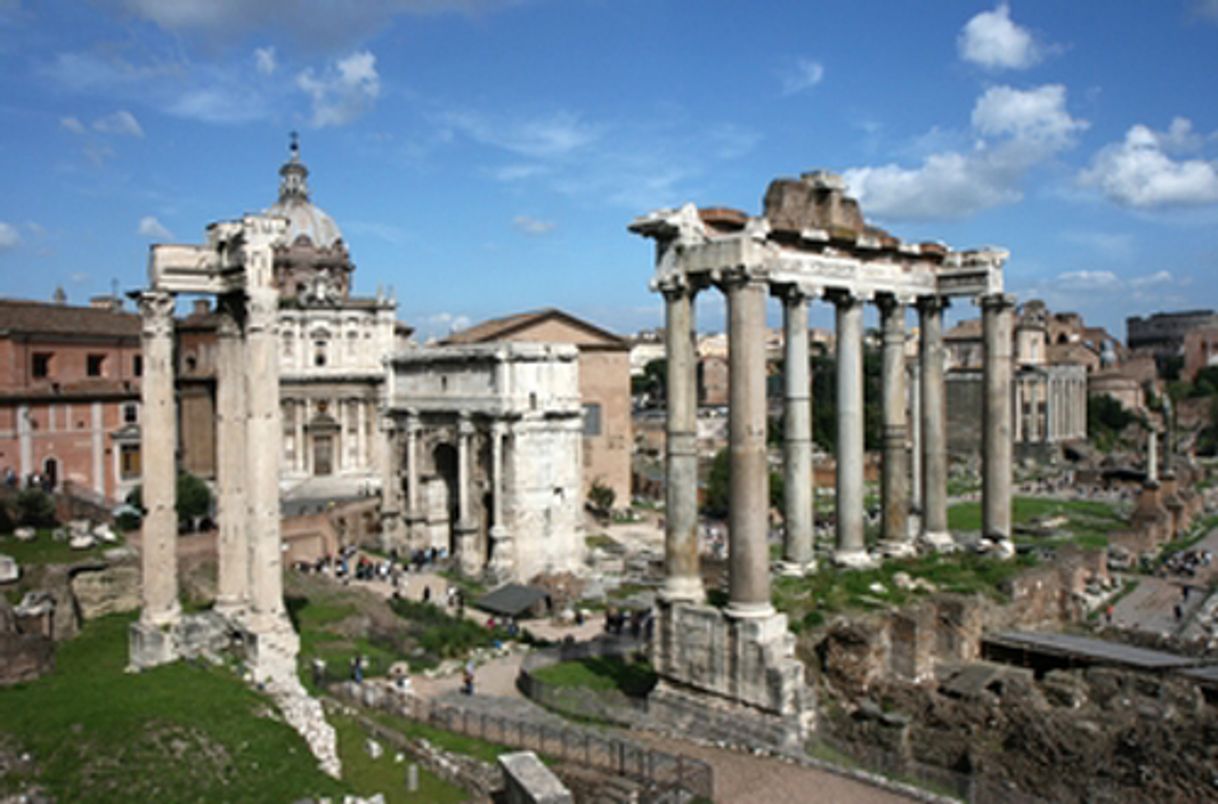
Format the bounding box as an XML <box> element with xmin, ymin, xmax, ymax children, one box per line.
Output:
<box><xmin>32</xmin><ymin>352</ymin><xmax>52</xmax><ymax>378</ymax></box>
<box><xmin>314</xmin><ymin>340</ymin><xmax>328</xmax><ymax>367</ymax></box>
<box><xmin>133</xmin><ymin>355</ymin><xmax>143</xmax><ymax>377</ymax></box>
<box><xmin>119</xmin><ymin>444</ymin><xmax>141</xmax><ymax>479</ymax></box>
<box><xmin>583</xmin><ymin>403</ymin><xmax>602</xmax><ymax>437</ymax></box>
<box><xmin>87</xmin><ymin>354</ymin><xmax>106</xmax><ymax>377</ymax></box>
<box><xmin>123</xmin><ymin>403</ymin><xmax>138</xmax><ymax>424</ymax></box>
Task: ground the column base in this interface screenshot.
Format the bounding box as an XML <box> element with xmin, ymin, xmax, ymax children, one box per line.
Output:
<box><xmin>659</xmin><ymin>574</ymin><xmax>706</xmax><ymax>604</ymax></box>
<box><xmin>833</xmin><ymin>548</ymin><xmax>876</xmax><ymax>569</ymax></box>
<box><xmin>977</xmin><ymin>536</ymin><xmax>1016</xmax><ymax>560</ymax></box>
<box><xmin>212</xmin><ymin>597</ymin><xmax>248</xmax><ymax>619</ymax></box>
<box><xmin>455</xmin><ymin>523</ymin><xmax>482</xmax><ymax>577</ymax></box>
<box><xmin>724</xmin><ymin>600</ymin><xmax>776</xmax><ymax>619</ymax></box>
<box><xmin>918</xmin><ymin>530</ymin><xmax>957</xmax><ymax>553</ymax></box>
<box><xmin>877</xmin><ymin>540</ymin><xmax>916</xmax><ymax>559</ymax></box>
<box><xmin>487</xmin><ymin>526</ymin><xmax>514</xmax><ymax>583</ymax></box>
<box><xmin>649</xmin><ymin>602</ymin><xmax>814</xmax><ymax>753</ymax></box>
<box><xmin>777</xmin><ymin>559</ymin><xmax>817</xmax><ymax>577</ymax></box>
<box><xmin>128</xmin><ymin>620</ymin><xmax>179</xmax><ymax>670</ymax></box>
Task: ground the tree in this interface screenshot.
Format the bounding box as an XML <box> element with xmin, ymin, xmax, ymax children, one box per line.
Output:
<box><xmin>15</xmin><ymin>489</ymin><xmax>56</xmax><ymax>528</ymax></box>
<box><xmin>633</xmin><ymin>358</ymin><xmax>667</xmax><ymax>405</ymax></box>
<box><xmin>587</xmin><ymin>479</ymin><xmax>615</xmax><ymax>516</ymax></box>
<box><xmin>126</xmin><ymin>471</ymin><xmax>214</xmax><ymax>530</ymax></box>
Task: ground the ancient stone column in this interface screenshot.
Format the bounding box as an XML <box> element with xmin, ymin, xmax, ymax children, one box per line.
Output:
<box><xmin>918</xmin><ymin>296</ymin><xmax>952</xmax><ymax>550</ymax></box>
<box><xmin>909</xmin><ymin>360</ymin><xmax>923</xmax><ymax>539</ymax></box>
<box><xmin>723</xmin><ymin>270</ymin><xmax>774</xmax><ymax>618</ymax></box>
<box><xmin>405</xmin><ymin>411</ymin><xmax>420</xmax><ymax>514</ymax></box>
<box><xmin>1148</xmin><ymin>430</ymin><xmax>1159</xmax><ymax>483</ymax></box>
<box><xmin>778</xmin><ymin>285</ymin><xmax>815</xmax><ymax>575</ymax></box>
<box><xmin>982</xmin><ymin>294</ymin><xmax>1015</xmax><ymax>549</ymax></box>
<box><xmin>878</xmin><ymin>295</ymin><xmax>912</xmax><ymax>556</ymax></box>
<box><xmin>456</xmin><ymin>415</ymin><xmax>481</xmax><ymax>576</ymax></box>
<box><xmin>659</xmin><ymin>278</ymin><xmax>704</xmax><ymax>602</ymax></box>
<box><xmin>293</xmin><ymin>400</ymin><xmax>305</xmax><ymax>473</ymax></box>
<box><xmin>137</xmin><ymin>290</ymin><xmax>181</xmax><ymax>627</ymax></box>
<box><xmin>214</xmin><ymin>296</ymin><xmax>249</xmax><ymax>615</ymax></box>
<box><xmin>488</xmin><ymin>420</ymin><xmax>514</xmax><ymax>578</ymax></box>
<box><xmin>245</xmin><ymin>286</ymin><xmax>287</xmax><ymax>626</ymax></box>
<box><xmin>379</xmin><ymin>415</ymin><xmax>404</xmax><ymax>551</ymax></box>
<box><xmin>834</xmin><ymin>292</ymin><xmax>870</xmax><ymax>567</ymax></box>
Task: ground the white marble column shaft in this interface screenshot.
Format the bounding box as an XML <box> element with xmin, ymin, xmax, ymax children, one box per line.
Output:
<box><xmin>834</xmin><ymin>293</ymin><xmax>869</xmax><ymax>566</ymax></box>
<box><xmin>779</xmin><ymin>286</ymin><xmax>815</xmax><ymax>574</ymax></box>
<box><xmin>214</xmin><ymin>299</ymin><xmax>249</xmax><ymax>614</ymax></box>
<box><xmin>245</xmin><ymin>287</ymin><xmax>286</xmax><ymax>625</ymax></box>
<box><xmin>660</xmin><ymin>281</ymin><xmax>704</xmax><ymax>602</ymax></box>
<box><xmin>724</xmin><ymin>273</ymin><xmax>774</xmax><ymax>617</ymax></box>
<box><xmin>879</xmin><ymin>296</ymin><xmax>911</xmax><ymax>555</ymax></box>
<box><xmin>138</xmin><ymin>290</ymin><xmax>181</xmax><ymax>627</ymax></box>
<box><xmin>982</xmin><ymin>294</ymin><xmax>1015</xmax><ymax>545</ymax></box>
<box><xmin>918</xmin><ymin>297</ymin><xmax>951</xmax><ymax>549</ymax></box>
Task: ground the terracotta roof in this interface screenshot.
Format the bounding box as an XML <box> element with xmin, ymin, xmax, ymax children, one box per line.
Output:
<box><xmin>442</xmin><ymin>308</ymin><xmax>627</xmax><ymax>348</ymax></box>
<box><xmin>945</xmin><ymin>319</ymin><xmax>982</xmax><ymax>341</ymax></box>
<box><xmin>0</xmin><ymin>298</ymin><xmax>140</xmax><ymax>339</ymax></box>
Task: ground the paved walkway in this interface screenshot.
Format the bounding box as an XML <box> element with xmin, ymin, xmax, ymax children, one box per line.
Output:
<box><xmin>1112</xmin><ymin>525</ymin><xmax>1218</xmax><ymax>637</ymax></box>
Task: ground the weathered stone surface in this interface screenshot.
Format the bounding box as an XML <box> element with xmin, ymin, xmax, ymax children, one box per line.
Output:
<box><xmin>70</xmin><ymin>563</ymin><xmax>140</xmax><ymax>619</ymax></box>
<box><xmin>13</xmin><ymin>527</ymin><xmax>35</xmax><ymax>542</ymax></box>
<box><xmin>498</xmin><ymin>751</ymin><xmax>572</xmax><ymax>804</ymax></box>
<box><xmin>0</xmin><ymin>554</ymin><xmax>18</xmax><ymax>584</ymax></box>
<box><xmin>762</xmin><ymin>171</ymin><xmax>865</xmax><ymax>236</ymax></box>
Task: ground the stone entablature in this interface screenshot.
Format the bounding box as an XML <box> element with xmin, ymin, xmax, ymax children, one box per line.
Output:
<box><xmin>383</xmin><ymin>344</ymin><xmax>585</xmax><ymax>582</ymax></box>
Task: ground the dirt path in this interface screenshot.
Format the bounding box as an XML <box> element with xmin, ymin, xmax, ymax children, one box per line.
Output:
<box><xmin>630</xmin><ymin>731</ymin><xmax>914</xmax><ymax>804</ymax></box>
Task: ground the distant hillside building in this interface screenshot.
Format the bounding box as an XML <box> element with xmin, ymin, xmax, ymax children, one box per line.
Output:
<box><xmin>0</xmin><ymin>295</ymin><xmax>143</xmax><ymax>502</ymax></box>
<box><xmin>1127</xmin><ymin>309</ymin><xmax>1218</xmax><ymax>363</ymax></box>
<box><xmin>946</xmin><ymin>299</ymin><xmax>1087</xmax><ymax>456</ymax></box>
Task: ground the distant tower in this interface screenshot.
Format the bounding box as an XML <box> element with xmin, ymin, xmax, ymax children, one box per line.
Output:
<box><xmin>52</xmin><ymin>286</ymin><xmax>66</xmax><ymax>305</ymax></box>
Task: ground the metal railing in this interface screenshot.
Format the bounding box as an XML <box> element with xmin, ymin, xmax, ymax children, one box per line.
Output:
<box><xmin>363</xmin><ymin>687</ymin><xmax>713</xmax><ymax>802</ymax></box>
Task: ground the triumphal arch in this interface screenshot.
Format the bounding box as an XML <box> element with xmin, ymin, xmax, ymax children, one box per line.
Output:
<box><xmin>630</xmin><ymin>171</ymin><xmax>1013</xmax><ymax>745</ymax></box>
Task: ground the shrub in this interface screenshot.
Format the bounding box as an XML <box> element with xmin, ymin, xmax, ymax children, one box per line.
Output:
<box><xmin>587</xmin><ymin>479</ymin><xmax>615</xmax><ymax>516</ymax></box>
<box><xmin>16</xmin><ymin>488</ymin><xmax>57</xmax><ymax>527</ymax></box>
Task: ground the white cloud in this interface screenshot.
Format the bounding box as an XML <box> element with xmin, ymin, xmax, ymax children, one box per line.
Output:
<box><xmin>137</xmin><ymin>215</ymin><xmax>173</xmax><ymax>239</ymax></box>
<box><xmin>421</xmin><ymin>311</ymin><xmax>472</xmax><ymax>340</ymax></box>
<box><xmin>490</xmin><ymin>163</ymin><xmax>549</xmax><ymax>182</ymax></box>
<box><xmin>92</xmin><ymin>109</ymin><xmax>144</xmax><ymax>137</ymax></box>
<box><xmin>70</xmin><ymin>271</ymin><xmax>90</xmax><ymax>284</ymax></box>
<box><xmin>845</xmin><ymin>84</ymin><xmax>1085</xmax><ymax>220</ymax></box>
<box><xmin>108</xmin><ymin>0</ymin><xmax>519</xmax><ymax>47</ymax></box>
<box><xmin>1196</xmin><ymin>0</ymin><xmax>1218</xmax><ymax>23</ymax></box>
<box><xmin>442</xmin><ymin>109</ymin><xmax>598</xmax><ymax>159</ymax></box>
<box><xmin>1059</xmin><ymin>231</ymin><xmax>1134</xmax><ymax>259</ymax></box>
<box><xmin>1079</xmin><ymin>120</ymin><xmax>1218</xmax><ymax>208</ymax></box>
<box><xmin>958</xmin><ymin>3</ymin><xmax>1041</xmax><ymax>70</ymax></box>
<box><xmin>970</xmin><ymin>85</ymin><xmax>1085</xmax><ymax>149</ymax></box>
<box><xmin>296</xmin><ymin>50</ymin><xmax>380</xmax><ymax>127</ymax></box>
<box><xmin>0</xmin><ymin>221</ymin><xmax>19</xmax><ymax>250</ymax></box>
<box><xmin>512</xmin><ymin>215</ymin><xmax>556</xmax><ymax>236</ymax></box>
<box><xmin>60</xmin><ymin>116</ymin><xmax>86</xmax><ymax>134</ymax></box>
<box><xmin>780</xmin><ymin>58</ymin><xmax>824</xmax><ymax>95</ymax></box>
<box><xmin>1056</xmin><ymin>269</ymin><xmax>1120</xmax><ymax>290</ymax></box>
<box><xmin>255</xmin><ymin>46</ymin><xmax>277</xmax><ymax>75</ymax></box>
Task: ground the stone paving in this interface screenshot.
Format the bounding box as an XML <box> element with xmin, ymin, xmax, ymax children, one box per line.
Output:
<box><xmin>1112</xmin><ymin>524</ymin><xmax>1218</xmax><ymax>637</ymax></box>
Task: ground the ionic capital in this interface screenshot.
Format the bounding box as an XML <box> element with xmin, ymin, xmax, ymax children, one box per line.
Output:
<box><xmin>827</xmin><ymin>288</ymin><xmax>864</xmax><ymax>310</ymax></box>
<box><xmin>771</xmin><ymin>281</ymin><xmax>822</xmax><ymax>305</ymax></box>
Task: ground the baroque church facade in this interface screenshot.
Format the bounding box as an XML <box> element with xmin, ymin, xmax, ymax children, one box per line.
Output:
<box><xmin>178</xmin><ymin>138</ymin><xmax>404</xmax><ymax>496</ymax></box>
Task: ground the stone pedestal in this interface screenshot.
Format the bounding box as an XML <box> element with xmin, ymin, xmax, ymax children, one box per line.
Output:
<box><xmin>128</xmin><ymin>620</ymin><xmax>178</xmax><ymax>669</ymax></box>
<box><xmin>650</xmin><ymin>601</ymin><xmax>814</xmax><ymax>751</ymax></box>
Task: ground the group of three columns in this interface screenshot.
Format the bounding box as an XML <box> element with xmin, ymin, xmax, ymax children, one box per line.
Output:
<box><xmin>658</xmin><ymin>273</ymin><xmax>1015</xmax><ymax>616</ymax></box>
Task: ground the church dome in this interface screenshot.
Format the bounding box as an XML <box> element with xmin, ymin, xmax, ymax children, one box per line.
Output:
<box><xmin>265</xmin><ymin>135</ymin><xmax>344</xmax><ymax>250</ymax></box>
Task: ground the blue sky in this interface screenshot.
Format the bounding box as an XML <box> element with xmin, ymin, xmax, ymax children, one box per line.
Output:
<box><xmin>1</xmin><ymin>1</ymin><xmax>1217</xmax><ymax>341</ymax></box>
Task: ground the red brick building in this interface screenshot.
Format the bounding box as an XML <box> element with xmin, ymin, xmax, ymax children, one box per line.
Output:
<box><xmin>0</xmin><ymin>296</ymin><xmax>143</xmax><ymax>502</ymax></box>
